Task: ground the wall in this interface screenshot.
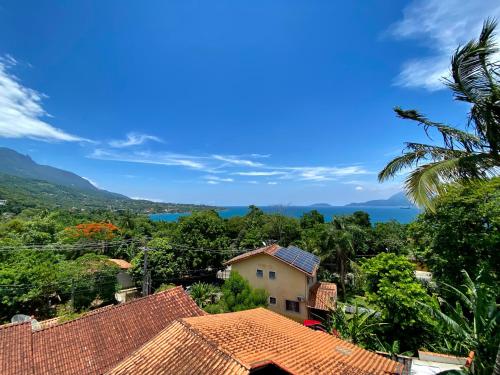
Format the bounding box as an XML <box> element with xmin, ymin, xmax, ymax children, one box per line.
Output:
<box><xmin>231</xmin><ymin>254</ymin><xmax>308</xmax><ymax>322</ymax></box>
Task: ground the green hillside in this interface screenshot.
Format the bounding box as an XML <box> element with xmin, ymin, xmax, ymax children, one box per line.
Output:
<box><xmin>0</xmin><ymin>174</ymin><xmax>215</xmax><ymax>214</ymax></box>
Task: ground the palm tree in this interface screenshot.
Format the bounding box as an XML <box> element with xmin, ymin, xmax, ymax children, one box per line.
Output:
<box><xmin>379</xmin><ymin>19</ymin><xmax>500</xmax><ymax>210</ymax></box>
<box><xmin>189</xmin><ymin>282</ymin><xmax>218</xmax><ymax>308</ymax></box>
<box><xmin>422</xmin><ymin>270</ymin><xmax>499</xmax><ymax>375</ymax></box>
<box><xmin>323</xmin><ymin>217</ymin><xmax>366</xmax><ymax>300</ymax></box>
<box><xmin>327</xmin><ymin>302</ymin><xmax>386</xmax><ymax>347</ymax></box>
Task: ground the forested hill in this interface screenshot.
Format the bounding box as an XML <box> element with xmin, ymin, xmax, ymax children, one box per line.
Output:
<box><xmin>346</xmin><ymin>192</ymin><xmax>414</xmax><ymax>207</ymax></box>
<box><xmin>0</xmin><ymin>147</ymin><xmax>100</xmax><ymax>191</ymax></box>
<box><xmin>0</xmin><ymin>148</ymin><xmax>216</xmax><ymax>214</ymax></box>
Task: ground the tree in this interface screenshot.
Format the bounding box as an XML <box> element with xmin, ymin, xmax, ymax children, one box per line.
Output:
<box><xmin>189</xmin><ymin>282</ymin><xmax>219</xmax><ymax>308</ymax></box>
<box><xmin>409</xmin><ymin>178</ymin><xmax>499</xmax><ymax>287</ymax></box>
<box><xmin>130</xmin><ymin>238</ymin><xmax>181</xmax><ymax>290</ymax></box>
<box><xmin>219</xmin><ymin>272</ymin><xmax>268</xmax><ymax>312</ymax></box>
<box><xmin>423</xmin><ymin>270</ymin><xmax>499</xmax><ymax>375</ymax></box>
<box><xmin>372</xmin><ymin>221</ymin><xmax>408</xmax><ymax>254</ymax></box>
<box><xmin>326</xmin><ymin>302</ymin><xmax>386</xmax><ymax>348</ymax></box>
<box><xmin>300</xmin><ymin>210</ymin><xmax>325</xmax><ymax>229</ymax></box>
<box><xmin>379</xmin><ymin>20</ymin><xmax>500</xmax><ymax>210</ymax></box>
<box><xmin>362</xmin><ymin>253</ymin><xmax>438</xmax><ymax>352</ymax></box>
<box><xmin>172</xmin><ymin>210</ymin><xmax>230</xmax><ymax>270</ymax></box>
<box><xmin>322</xmin><ymin>216</ymin><xmax>369</xmax><ymax>300</ymax></box>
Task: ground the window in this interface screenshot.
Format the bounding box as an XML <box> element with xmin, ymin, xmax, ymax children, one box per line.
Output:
<box><xmin>256</xmin><ymin>269</ymin><xmax>263</xmax><ymax>278</ymax></box>
<box><xmin>269</xmin><ymin>297</ymin><xmax>277</xmax><ymax>305</ymax></box>
<box><xmin>269</xmin><ymin>271</ymin><xmax>276</xmax><ymax>280</ymax></box>
<box><xmin>285</xmin><ymin>300</ymin><xmax>300</xmax><ymax>313</ymax></box>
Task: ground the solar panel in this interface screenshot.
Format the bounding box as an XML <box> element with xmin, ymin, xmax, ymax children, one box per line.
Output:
<box><xmin>274</xmin><ymin>246</ymin><xmax>320</xmax><ymax>274</ymax></box>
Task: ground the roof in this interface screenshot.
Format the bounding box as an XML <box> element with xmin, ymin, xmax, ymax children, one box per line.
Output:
<box><xmin>226</xmin><ymin>244</ymin><xmax>320</xmax><ymax>276</ymax></box>
<box><xmin>108</xmin><ymin>258</ymin><xmax>132</xmax><ymax>269</ymax></box>
<box><xmin>0</xmin><ymin>322</ymin><xmax>33</xmax><ymax>375</ymax></box>
<box><xmin>108</xmin><ymin>308</ymin><xmax>403</xmax><ymax>375</ymax></box>
<box><xmin>308</xmin><ymin>282</ymin><xmax>337</xmax><ymax>311</ymax></box>
<box><xmin>0</xmin><ymin>286</ymin><xmax>205</xmax><ymax>375</ymax></box>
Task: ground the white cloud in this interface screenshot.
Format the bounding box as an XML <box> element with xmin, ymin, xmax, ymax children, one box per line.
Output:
<box><xmin>0</xmin><ymin>55</ymin><xmax>89</xmax><ymax>142</ymax></box>
<box><xmin>90</xmin><ymin>149</ymin><xmax>207</xmax><ymax>170</ymax></box>
<box><xmin>207</xmin><ymin>180</ymin><xmax>219</xmax><ymax>185</ymax></box>
<box><xmin>390</xmin><ymin>0</ymin><xmax>500</xmax><ymax>90</ymax></box>
<box><xmin>131</xmin><ymin>196</ymin><xmax>164</xmax><ymax>202</ymax></box>
<box><xmin>283</xmin><ymin>166</ymin><xmax>369</xmax><ymax>181</ymax></box>
<box><xmin>204</xmin><ymin>175</ymin><xmax>234</xmax><ymax>183</ymax></box>
<box><xmin>109</xmin><ymin>132</ymin><xmax>162</xmax><ymax>148</ymax></box>
<box><xmin>82</xmin><ymin>176</ymin><xmax>99</xmax><ymax>188</ymax></box>
<box><xmin>355</xmin><ymin>186</ymin><xmax>364</xmax><ymax>191</ymax></box>
<box><xmin>247</xmin><ymin>180</ymin><xmax>259</xmax><ymax>184</ymax></box>
<box><xmin>212</xmin><ymin>154</ymin><xmax>263</xmax><ymax>167</ymax></box>
<box><xmin>235</xmin><ymin>171</ymin><xmax>286</xmax><ymax>176</ymax></box>
<box><xmin>268</xmin><ymin>181</ymin><xmax>278</xmax><ymax>185</ymax></box>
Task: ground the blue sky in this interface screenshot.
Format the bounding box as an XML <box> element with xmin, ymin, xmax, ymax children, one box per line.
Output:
<box><xmin>0</xmin><ymin>0</ymin><xmax>497</xmax><ymax>205</ymax></box>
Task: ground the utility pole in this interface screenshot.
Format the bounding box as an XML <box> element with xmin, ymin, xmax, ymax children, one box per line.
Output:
<box><xmin>70</xmin><ymin>279</ymin><xmax>75</xmax><ymax>312</ymax></box>
<box><xmin>141</xmin><ymin>246</ymin><xmax>150</xmax><ymax>296</ymax></box>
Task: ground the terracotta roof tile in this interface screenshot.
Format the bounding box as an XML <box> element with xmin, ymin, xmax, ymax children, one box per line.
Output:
<box><xmin>108</xmin><ymin>308</ymin><xmax>403</xmax><ymax>375</ymax></box>
<box><xmin>32</xmin><ymin>286</ymin><xmax>205</xmax><ymax>375</ymax></box>
<box><xmin>108</xmin><ymin>259</ymin><xmax>132</xmax><ymax>269</ymax></box>
<box><xmin>0</xmin><ymin>322</ymin><xmax>33</xmax><ymax>375</ymax></box>
<box><xmin>308</xmin><ymin>282</ymin><xmax>337</xmax><ymax>311</ymax></box>
<box><xmin>0</xmin><ymin>286</ymin><xmax>204</xmax><ymax>375</ymax></box>
<box><xmin>225</xmin><ymin>244</ymin><xmax>279</xmax><ymax>265</ymax></box>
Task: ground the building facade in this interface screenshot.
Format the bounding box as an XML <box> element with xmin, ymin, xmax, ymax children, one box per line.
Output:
<box><xmin>226</xmin><ymin>244</ymin><xmax>336</xmax><ymax>322</ymax></box>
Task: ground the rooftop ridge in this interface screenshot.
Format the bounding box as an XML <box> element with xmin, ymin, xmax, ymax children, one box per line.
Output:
<box><xmin>178</xmin><ymin>319</ymin><xmax>251</xmax><ymax>371</ymax></box>
<box><xmin>32</xmin><ymin>286</ymin><xmax>185</xmax><ymax>334</ymax></box>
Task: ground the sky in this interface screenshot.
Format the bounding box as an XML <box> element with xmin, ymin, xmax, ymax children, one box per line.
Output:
<box><xmin>0</xmin><ymin>0</ymin><xmax>498</xmax><ymax>206</ymax></box>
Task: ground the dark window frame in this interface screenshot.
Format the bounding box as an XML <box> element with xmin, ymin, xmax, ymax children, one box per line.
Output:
<box><xmin>285</xmin><ymin>300</ymin><xmax>300</xmax><ymax>313</ymax></box>
<box><xmin>256</xmin><ymin>269</ymin><xmax>264</xmax><ymax>278</ymax></box>
<box><xmin>269</xmin><ymin>271</ymin><xmax>276</xmax><ymax>280</ymax></box>
<box><xmin>269</xmin><ymin>296</ymin><xmax>277</xmax><ymax>305</ymax></box>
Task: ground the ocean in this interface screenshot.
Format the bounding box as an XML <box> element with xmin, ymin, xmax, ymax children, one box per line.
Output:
<box><xmin>150</xmin><ymin>206</ymin><xmax>421</xmax><ymax>224</ymax></box>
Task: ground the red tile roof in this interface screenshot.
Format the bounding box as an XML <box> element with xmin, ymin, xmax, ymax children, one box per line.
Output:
<box><xmin>0</xmin><ymin>322</ymin><xmax>33</xmax><ymax>375</ymax></box>
<box><xmin>108</xmin><ymin>308</ymin><xmax>403</xmax><ymax>375</ymax></box>
<box><xmin>108</xmin><ymin>259</ymin><xmax>132</xmax><ymax>269</ymax></box>
<box><xmin>0</xmin><ymin>286</ymin><xmax>205</xmax><ymax>375</ymax></box>
<box><xmin>308</xmin><ymin>282</ymin><xmax>337</xmax><ymax>311</ymax></box>
<box><xmin>226</xmin><ymin>244</ymin><xmax>319</xmax><ymax>276</ymax></box>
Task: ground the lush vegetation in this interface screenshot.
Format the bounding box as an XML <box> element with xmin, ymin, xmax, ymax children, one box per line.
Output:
<box><xmin>379</xmin><ymin>20</ymin><xmax>500</xmax><ymax>210</ymax></box>
<box><xmin>0</xmin><ymin>173</ymin><xmax>219</xmax><ymax>214</ymax></box>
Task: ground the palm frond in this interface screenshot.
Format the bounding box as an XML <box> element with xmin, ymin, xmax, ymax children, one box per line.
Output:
<box><xmin>394</xmin><ymin>107</ymin><xmax>484</xmax><ymax>152</ymax></box>
<box><xmin>446</xmin><ymin>19</ymin><xmax>499</xmax><ymax>104</ymax></box>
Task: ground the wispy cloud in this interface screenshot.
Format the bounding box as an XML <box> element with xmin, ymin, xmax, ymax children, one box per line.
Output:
<box><xmin>82</xmin><ymin>176</ymin><xmax>99</xmax><ymax>188</ymax></box>
<box><xmin>204</xmin><ymin>175</ymin><xmax>234</xmax><ymax>183</ymax></box>
<box><xmin>109</xmin><ymin>132</ymin><xmax>162</xmax><ymax>148</ymax></box>
<box><xmin>235</xmin><ymin>171</ymin><xmax>286</xmax><ymax>176</ymax></box>
<box><xmin>390</xmin><ymin>0</ymin><xmax>500</xmax><ymax>90</ymax></box>
<box><xmin>90</xmin><ymin>149</ymin><xmax>207</xmax><ymax>170</ymax></box>
<box><xmin>212</xmin><ymin>154</ymin><xmax>264</xmax><ymax>167</ymax></box>
<box><xmin>282</xmin><ymin>166</ymin><xmax>370</xmax><ymax>181</ymax></box>
<box><xmin>0</xmin><ymin>55</ymin><xmax>89</xmax><ymax>142</ymax></box>
<box><xmin>267</xmin><ymin>181</ymin><xmax>278</xmax><ymax>185</ymax></box>
<box><xmin>89</xmin><ymin>146</ymin><xmax>370</xmax><ymax>185</ymax></box>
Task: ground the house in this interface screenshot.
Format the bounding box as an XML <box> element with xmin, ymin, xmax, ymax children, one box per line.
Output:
<box><xmin>108</xmin><ymin>258</ymin><xmax>137</xmax><ymax>303</ymax></box>
<box><xmin>1</xmin><ymin>287</ymin><xmax>403</xmax><ymax>375</ymax></box>
<box><xmin>225</xmin><ymin>244</ymin><xmax>336</xmax><ymax>321</ymax></box>
<box><xmin>0</xmin><ymin>287</ymin><xmax>205</xmax><ymax>375</ymax></box>
<box><xmin>0</xmin><ymin>200</ymin><xmax>7</xmax><ymax>206</ymax></box>
<box><xmin>108</xmin><ymin>307</ymin><xmax>403</xmax><ymax>375</ymax></box>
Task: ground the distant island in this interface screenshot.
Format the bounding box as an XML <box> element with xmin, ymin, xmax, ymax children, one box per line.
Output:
<box><xmin>345</xmin><ymin>192</ymin><xmax>415</xmax><ymax>207</ymax></box>
<box><xmin>309</xmin><ymin>203</ymin><xmax>333</xmax><ymax>207</ymax></box>
<box><xmin>0</xmin><ymin>147</ymin><xmax>217</xmax><ymax>214</ymax></box>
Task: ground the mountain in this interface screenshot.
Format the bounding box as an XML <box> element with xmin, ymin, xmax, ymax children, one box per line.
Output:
<box><xmin>345</xmin><ymin>192</ymin><xmax>414</xmax><ymax>207</ymax></box>
<box><xmin>309</xmin><ymin>203</ymin><xmax>332</xmax><ymax>207</ymax></box>
<box><xmin>0</xmin><ymin>148</ymin><xmax>216</xmax><ymax>213</ymax></box>
<box><xmin>0</xmin><ymin>147</ymin><xmax>100</xmax><ymax>192</ymax></box>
